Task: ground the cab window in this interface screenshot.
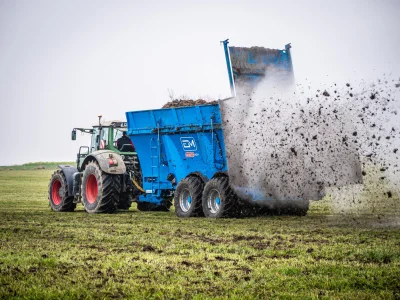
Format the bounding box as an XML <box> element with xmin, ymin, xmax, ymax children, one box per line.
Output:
<box><xmin>91</xmin><ymin>128</ymin><xmax>99</xmax><ymax>151</ymax></box>
<box><xmin>114</xmin><ymin>129</ymin><xmax>124</xmax><ymax>146</ymax></box>
<box><xmin>100</xmin><ymin>128</ymin><xmax>109</xmax><ymax>149</ymax></box>
<box><xmin>91</xmin><ymin>127</ymin><xmax>109</xmax><ymax>150</ymax></box>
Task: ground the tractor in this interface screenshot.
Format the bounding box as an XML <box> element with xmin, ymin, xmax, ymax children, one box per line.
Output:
<box><xmin>48</xmin><ymin>116</ymin><xmax>169</xmax><ymax>213</ymax></box>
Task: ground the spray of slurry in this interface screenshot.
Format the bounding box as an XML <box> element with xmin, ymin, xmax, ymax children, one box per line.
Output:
<box><xmin>322</xmin><ymin>78</ymin><xmax>400</xmax><ymax>215</ymax></box>
<box><xmin>219</xmin><ymin>72</ymin><xmax>400</xmax><ymax>214</ymax></box>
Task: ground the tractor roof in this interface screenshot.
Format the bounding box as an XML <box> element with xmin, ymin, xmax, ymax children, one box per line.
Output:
<box><xmin>93</xmin><ymin>120</ymin><xmax>127</xmax><ymax>128</ymax></box>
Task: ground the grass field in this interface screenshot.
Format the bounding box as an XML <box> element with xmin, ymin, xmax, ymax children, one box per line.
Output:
<box><xmin>1</xmin><ymin>166</ymin><xmax>400</xmax><ymax>299</ymax></box>
<box><xmin>0</xmin><ymin>162</ymin><xmax>76</xmax><ymax>171</ymax></box>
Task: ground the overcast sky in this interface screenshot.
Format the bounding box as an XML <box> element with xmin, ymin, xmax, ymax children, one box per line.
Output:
<box><xmin>0</xmin><ymin>0</ymin><xmax>399</xmax><ymax>165</ymax></box>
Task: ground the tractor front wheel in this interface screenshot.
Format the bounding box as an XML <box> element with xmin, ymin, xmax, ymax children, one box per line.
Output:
<box><xmin>81</xmin><ymin>161</ymin><xmax>120</xmax><ymax>213</ymax></box>
<box><xmin>48</xmin><ymin>170</ymin><xmax>76</xmax><ymax>212</ymax></box>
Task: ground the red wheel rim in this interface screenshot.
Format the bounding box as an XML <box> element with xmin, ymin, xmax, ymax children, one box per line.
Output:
<box><xmin>51</xmin><ymin>180</ymin><xmax>62</xmax><ymax>205</ymax></box>
<box><xmin>86</xmin><ymin>174</ymin><xmax>98</xmax><ymax>204</ymax></box>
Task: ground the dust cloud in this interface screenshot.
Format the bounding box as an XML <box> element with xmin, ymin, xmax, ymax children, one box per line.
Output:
<box><xmin>220</xmin><ymin>64</ymin><xmax>399</xmax><ymax>215</ymax></box>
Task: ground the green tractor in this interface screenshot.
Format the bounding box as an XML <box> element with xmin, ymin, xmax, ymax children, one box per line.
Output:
<box><xmin>48</xmin><ymin>116</ymin><xmax>144</xmax><ymax>213</ymax></box>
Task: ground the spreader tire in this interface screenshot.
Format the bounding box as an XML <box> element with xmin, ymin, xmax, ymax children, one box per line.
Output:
<box><xmin>81</xmin><ymin>161</ymin><xmax>120</xmax><ymax>214</ymax></box>
<box><xmin>174</xmin><ymin>177</ymin><xmax>204</xmax><ymax>217</ymax></box>
<box><xmin>48</xmin><ymin>170</ymin><xmax>76</xmax><ymax>212</ymax></box>
<box><xmin>202</xmin><ymin>176</ymin><xmax>237</xmax><ymax>218</ymax></box>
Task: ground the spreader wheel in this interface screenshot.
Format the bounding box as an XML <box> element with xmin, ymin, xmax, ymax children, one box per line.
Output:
<box><xmin>81</xmin><ymin>161</ymin><xmax>120</xmax><ymax>213</ymax></box>
<box><xmin>174</xmin><ymin>176</ymin><xmax>204</xmax><ymax>217</ymax></box>
<box><xmin>202</xmin><ymin>176</ymin><xmax>237</xmax><ymax>218</ymax></box>
<box><xmin>48</xmin><ymin>170</ymin><xmax>76</xmax><ymax>212</ymax></box>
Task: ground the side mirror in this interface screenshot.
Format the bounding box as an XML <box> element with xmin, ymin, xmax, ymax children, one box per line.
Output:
<box><xmin>96</xmin><ymin>135</ymin><xmax>100</xmax><ymax>143</ymax></box>
<box><xmin>71</xmin><ymin>130</ymin><xmax>76</xmax><ymax>140</ymax></box>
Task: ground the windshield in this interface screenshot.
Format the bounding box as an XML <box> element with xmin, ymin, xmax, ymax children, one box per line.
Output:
<box><xmin>114</xmin><ymin>129</ymin><xmax>125</xmax><ymax>143</ymax></box>
<box><xmin>100</xmin><ymin>128</ymin><xmax>109</xmax><ymax>149</ymax></box>
<box><xmin>91</xmin><ymin>127</ymin><xmax>109</xmax><ymax>150</ymax></box>
<box><xmin>91</xmin><ymin>128</ymin><xmax>99</xmax><ymax>152</ymax></box>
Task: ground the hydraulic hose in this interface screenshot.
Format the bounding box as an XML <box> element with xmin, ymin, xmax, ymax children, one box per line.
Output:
<box><xmin>131</xmin><ymin>178</ymin><xmax>145</xmax><ymax>193</ymax></box>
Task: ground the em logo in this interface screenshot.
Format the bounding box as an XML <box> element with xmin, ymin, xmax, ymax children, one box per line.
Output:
<box><xmin>180</xmin><ymin>137</ymin><xmax>197</xmax><ymax>151</ymax></box>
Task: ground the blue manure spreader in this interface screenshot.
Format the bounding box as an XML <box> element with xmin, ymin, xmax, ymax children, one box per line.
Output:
<box><xmin>126</xmin><ymin>102</ymin><xmax>234</xmax><ymax>217</ymax></box>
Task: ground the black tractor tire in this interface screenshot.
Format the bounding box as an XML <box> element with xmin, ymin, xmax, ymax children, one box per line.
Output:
<box><xmin>117</xmin><ymin>192</ymin><xmax>132</xmax><ymax>210</ymax></box>
<box><xmin>81</xmin><ymin>161</ymin><xmax>120</xmax><ymax>214</ymax></box>
<box><xmin>48</xmin><ymin>170</ymin><xmax>76</xmax><ymax>212</ymax></box>
<box><xmin>137</xmin><ymin>201</ymin><xmax>171</xmax><ymax>212</ymax></box>
<box><xmin>174</xmin><ymin>176</ymin><xmax>204</xmax><ymax>218</ymax></box>
<box><xmin>202</xmin><ymin>176</ymin><xmax>237</xmax><ymax>218</ymax></box>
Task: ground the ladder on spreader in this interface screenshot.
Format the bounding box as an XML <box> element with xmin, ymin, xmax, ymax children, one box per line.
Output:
<box><xmin>149</xmin><ymin>123</ymin><xmax>161</xmax><ymax>194</ymax></box>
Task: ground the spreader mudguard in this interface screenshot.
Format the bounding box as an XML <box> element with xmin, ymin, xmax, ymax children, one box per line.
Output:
<box><xmin>81</xmin><ymin>150</ymin><xmax>126</xmax><ymax>174</ymax></box>
<box><xmin>58</xmin><ymin>165</ymin><xmax>78</xmax><ymax>197</ymax></box>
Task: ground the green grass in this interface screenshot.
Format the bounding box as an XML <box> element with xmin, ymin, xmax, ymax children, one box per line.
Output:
<box><xmin>1</xmin><ymin>169</ymin><xmax>400</xmax><ymax>299</ymax></box>
<box><xmin>0</xmin><ymin>162</ymin><xmax>76</xmax><ymax>171</ymax></box>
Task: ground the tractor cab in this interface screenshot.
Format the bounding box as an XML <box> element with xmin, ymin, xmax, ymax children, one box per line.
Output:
<box><xmin>91</xmin><ymin>121</ymin><xmax>134</xmax><ymax>153</ymax></box>
<box><xmin>71</xmin><ymin>118</ymin><xmax>136</xmax><ymax>171</ymax></box>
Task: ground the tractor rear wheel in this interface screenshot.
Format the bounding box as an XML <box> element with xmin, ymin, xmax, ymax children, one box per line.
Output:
<box><xmin>48</xmin><ymin>170</ymin><xmax>76</xmax><ymax>212</ymax></box>
<box><xmin>81</xmin><ymin>161</ymin><xmax>120</xmax><ymax>213</ymax></box>
<box><xmin>202</xmin><ymin>176</ymin><xmax>237</xmax><ymax>218</ymax></box>
<box><xmin>174</xmin><ymin>176</ymin><xmax>204</xmax><ymax>217</ymax></box>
